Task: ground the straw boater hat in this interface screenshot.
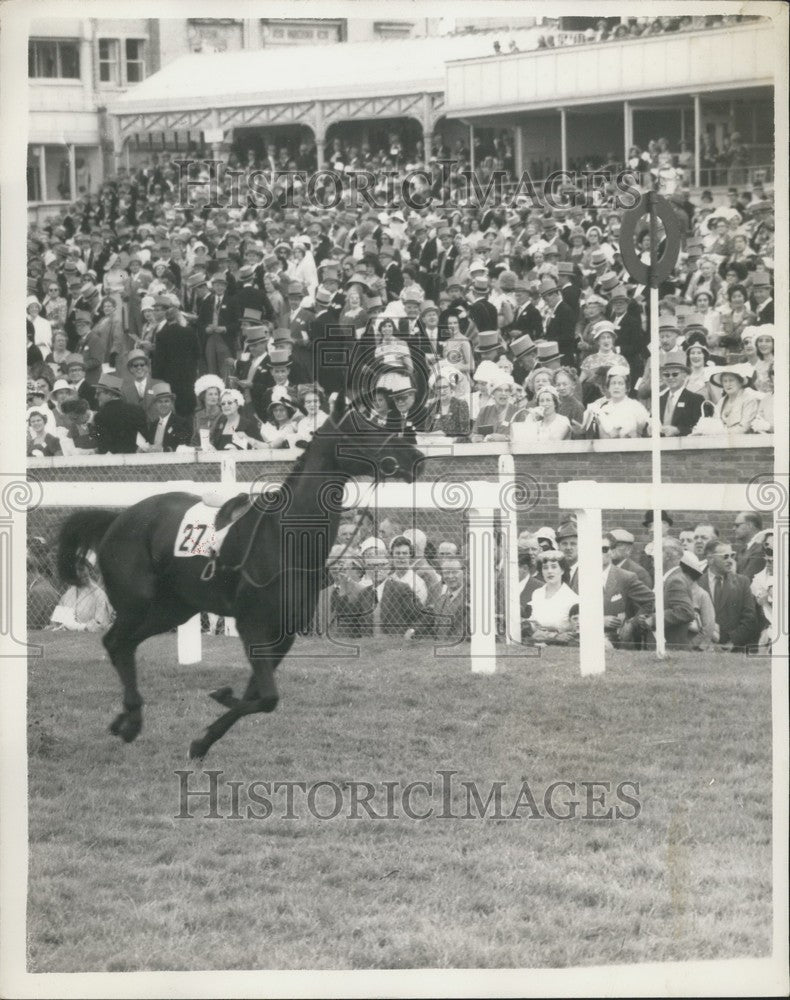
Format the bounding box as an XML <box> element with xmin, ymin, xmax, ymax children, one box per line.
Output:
<box><xmin>150</xmin><ymin>382</ymin><xmax>176</xmax><ymax>400</ymax></box>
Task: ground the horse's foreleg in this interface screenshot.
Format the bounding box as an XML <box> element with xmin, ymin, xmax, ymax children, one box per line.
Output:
<box><xmin>190</xmin><ymin>632</ymin><xmax>291</xmax><ymax>758</ymax></box>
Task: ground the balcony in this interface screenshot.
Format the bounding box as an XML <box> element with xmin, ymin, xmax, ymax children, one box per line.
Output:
<box><xmin>445</xmin><ymin>21</ymin><xmax>775</xmax><ymax>116</ymax></box>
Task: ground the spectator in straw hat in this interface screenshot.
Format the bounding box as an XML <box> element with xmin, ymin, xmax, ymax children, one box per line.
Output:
<box><xmin>471</xmin><ymin>372</ymin><xmax>518</xmax><ymax>442</ymax></box>
<box><xmin>259</xmin><ymin>346</ymin><xmax>299</xmax><ymax>417</ymax></box>
<box><xmin>749</xmin><ymin>271</ymin><xmax>773</xmax><ymax>325</ymax></box>
<box><xmin>62</xmin><ymin>353</ymin><xmax>97</xmax><ymax>410</ymax></box>
<box><xmin>140</xmin><ymin>383</ymin><xmax>192</xmax><ymax>453</ymax></box>
<box><xmin>92</xmin><ymin>373</ymin><xmax>147</xmax><ymax>454</ymax></box>
<box><xmin>542</xmin><ymin>277</ymin><xmax>577</xmax><ymax>367</ymax></box>
<box><xmin>708</xmin><ymin>362</ymin><xmax>760</xmax><ymax>433</ymax></box>
<box><xmin>199</xmin><ymin>272</ymin><xmax>239</xmax><ymax>376</ymax></box>
<box><xmin>119</xmin><ymin>348</ymin><xmax>163</xmax><ymax>417</ymax></box>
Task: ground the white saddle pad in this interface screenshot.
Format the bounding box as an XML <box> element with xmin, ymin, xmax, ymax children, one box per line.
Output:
<box><xmin>174</xmin><ymin>501</ymin><xmax>230</xmax><ymax>559</ymax></box>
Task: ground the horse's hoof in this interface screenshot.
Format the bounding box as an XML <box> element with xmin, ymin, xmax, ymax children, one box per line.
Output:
<box><xmin>109</xmin><ymin>713</ymin><xmax>125</xmax><ymax>736</ymax></box>
<box><xmin>189</xmin><ymin>739</ymin><xmax>208</xmax><ymax>761</ymax></box>
<box><xmin>209</xmin><ymin>686</ymin><xmax>237</xmax><ymax>708</ymax></box>
<box><xmin>259</xmin><ymin>695</ymin><xmax>279</xmax><ymax>714</ymax></box>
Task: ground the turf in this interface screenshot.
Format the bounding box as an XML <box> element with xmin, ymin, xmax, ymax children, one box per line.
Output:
<box><xmin>26</xmin><ymin>631</ymin><xmax>772</xmax><ymax>971</ymax></box>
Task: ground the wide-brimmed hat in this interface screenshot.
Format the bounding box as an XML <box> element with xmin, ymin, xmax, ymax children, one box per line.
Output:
<box><xmin>52</xmin><ymin>378</ymin><xmax>72</xmax><ymax>394</ymax></box>
<box><xmin>267</xmin><ymin>396</ymin><xmax>297</xmax><ymax>419</ymax></box>
<box><xmin>194</xmin><ymin>374</ymin><xmax>225</xmax><ymax>398</ymax></box>
<box><xmin>314</xmin><ymin>285</ymin><xmax>333</xmax><ymax>307</ymax></box>
<box><xmin>680</xmin><ymin>550</ymin><xmax>705</xmax><ymax>578</ymax></box>
<box><xmin>591</xmin><ymin>320</ymin><xmax>617</xmax><ymax>341</ymax></box>
<box><xmin>708</xmin><ymin>362</ymin><xmax>755</xmax><ymax>388</ymax></box>
<box><xmin>63</xmin><ymin>353</ymin><xmax>86</xmax><ymax>370</ymax></box>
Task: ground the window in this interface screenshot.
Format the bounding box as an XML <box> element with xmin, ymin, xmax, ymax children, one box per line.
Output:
<box><xmin>125</xmin><ymin>39</ymin><xmax>145</xmax><ymax>83</ymax></box>
<box><xmin>28</xmin><ymin>39</ymin><xmax>80</xmax><ymax>79</ymax></box>
<box><xmin>98</xmin><ymin>38</ymin><xmax>119</xmax><ymax>83</ymax></box>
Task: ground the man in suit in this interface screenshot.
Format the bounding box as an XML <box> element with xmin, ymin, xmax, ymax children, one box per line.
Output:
<box><xmin>658</xmin><ymin>353</ymin><xmax>705</xmax><ymax>436</ymax></box>
<box><xmin>700</xmin><ymin>539</ymin><xmax>761</xmax><ymax>651</ymax></box>
<box><xmin>608</xmin><ymin>528</ymin><xmax>653</xmax><ymax>588</ymax></box>
<box><xmin>229</xmin><ymin>263</ymin><xmax>274</xmax><ymax>324</ymax></box>
<box><xmin>151</xmin><ymin>296</ymin><xmax>201</xmax><ymax>418</ymax></box>
<box><xmin>92</xmin><ymin>373</ymin><xmax>147</xmax><ymax>454</ymax></box>
<box><xmin>732</xmin><ymin>511</ymin><xmax>766</xmax><ymax>581</ymax></box>
<box><xmin>557</xmin><ymin>521</ymin><xmax>579</xmax><ymax>593</ymax></box>
<box><xmin>542</xmin><ymin>277</ymin><xmax>577</xmax><ymax>367</ymax></box>
<box><xmin>432</xmin><ymin>558</ymin><xmax>468</xmax><ymax>641</ymax></box>
<box><xmin>467</xmin><ymin>276</ymin><xmax>499</xmax><ymax>333</ymax></box>
<box><xmin>380</xmin><ymin>245</ymin><xmax>404</xmax><ymax>302</ymax></box>
<box><xmin>609</xmin><ymin>285</ymin><xmax>648</xmax><ymax>382</ymax></box>
<box><xmin>750</xmin><ymin>271</ymin><xmax>773</xmax><ymax>325</ymax></box>
<box><xmin>602</xmin><ymin>533</ymin><xmax>655</xmax><ymax>647</ymax></box>
<box><xmin>141</xmin><ymin>383</ymin><xmax>192</xmax><ymax>453</ymax></box>
<box><xmin>63</xmin><ymin>354</ymin><xmax>98</xmax><ymax>410</ymax></box>
<box><xmin>508</xmin><ymin>280</ymin><xmax>544</xmax><ymax>339</ymax></box>
<box><xmin>234</xmin><ymin>324</ymin><xmax>273</xmax><ymax>422</ymax></box>
<box><xmin>649</xmin><ymin>537</ymin><xmax>697</xmax><ymax>650</ymax></box>
<box><xmin>73</xmin><ymin>309</ymin><xmax>110</xmax><ymax>388</ymax></box>
<box><xmin>198</xmin><ymin>273</ymin><xmax>239</xmax><ymax>376</ymax></box>
<box><xmin>120</xmin><ymin>349</ymin><xmax>163</xmax><ymax>418</ymax></box>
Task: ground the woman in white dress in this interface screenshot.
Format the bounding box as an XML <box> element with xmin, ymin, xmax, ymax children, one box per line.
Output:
<box><xmin>528</xmin><ymin>550</ymin><xmax>578</xmax><ymax>643</ymax></box>
<box><xmin>577</xmin><ymin>369</ymin><xmax>650</xmax><ymax>439</ymax></box>
<box><xmin>513</xmin><ymin>386</ymin><xmax>571</xmax><ymax>441</ymax></box>
<box><xmin>709</xmin><ymin>363</ymin><xmax>760</xmax><ymax>434</ymax></box>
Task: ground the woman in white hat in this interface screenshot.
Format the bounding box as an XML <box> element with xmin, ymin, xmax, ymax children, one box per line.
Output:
<box><xmin>191</xmin><ymin>374</ymin><xmax>225</xmax><ymax>448</ymax></box>
<box><xmin>209</xmin><ymin>388</ymin><xmax>266</xmax><ymax>451</ymax></box>
<box><xmin>259</xmin><ymin>396</ymin><xmax>300</xmax><ymax>449</ymax></box>
<box><xmin>708</xmin><ymin>362</ymin><xmax>760</xmax><ymax>433</ymax></box>
<box><xmin>577</xmin><ymin>369</ymin><xmax>650</xmax><ymax>439</ymax></box>
<box><xmin>579</xmin><ymin>321</ymin><xmax>630</xmax><ymax>383</ymax></box>
<box><xmin>134</xmin><ymin>295</ymin><xmax>158</xmax><ymax>356</ymax></box>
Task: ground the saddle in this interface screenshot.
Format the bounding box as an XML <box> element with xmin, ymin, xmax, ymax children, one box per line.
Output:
<box><xmin>198</xmin><ymin>492</ymin><xmax>254</xmax><ymax>581</ymax></box>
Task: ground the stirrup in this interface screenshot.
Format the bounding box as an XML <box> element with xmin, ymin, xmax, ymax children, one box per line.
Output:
<box><xmin>200</xmin><ymin>557</ymin><xmax>217</xmax><ymax>582</ymax></box>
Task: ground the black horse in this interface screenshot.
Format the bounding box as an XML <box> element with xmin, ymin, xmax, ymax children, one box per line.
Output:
<box><xmin>56</xmin><ymin>395</ymin><xmax>423</xmax><ymax>759</ymax></box>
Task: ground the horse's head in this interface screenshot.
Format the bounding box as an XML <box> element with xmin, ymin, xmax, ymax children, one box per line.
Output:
<box><xmin>312</xmin><ymin>394</ymin><xmax>424</xmax><ymax>484</ymax></box>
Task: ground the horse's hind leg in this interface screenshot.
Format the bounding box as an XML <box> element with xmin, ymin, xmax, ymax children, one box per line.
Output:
<box><xmin>104</xmin><ymin>613</ymin><xmax>147</xmax><ymax>743</ymax></box>
<box><xmin>105</xmin><ymin>597</ymin><xmax>196</xmax><ymax>743</ymax></box>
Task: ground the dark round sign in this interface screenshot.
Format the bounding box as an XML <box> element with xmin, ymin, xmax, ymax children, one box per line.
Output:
<box><xmin>619</xmin><ymin>192</ymin><xmax>682</xmax><ymax>287</ymax></box>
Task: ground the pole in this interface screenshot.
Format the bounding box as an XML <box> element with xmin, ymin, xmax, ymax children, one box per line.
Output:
<box><xmin>559</xmin><ymin>107</ymin><xmax>567</xmax><ymax>174</ymax></box>
<box><xmin>693</xmin><ymin>93</ymin><xmax>701</xmax><ymax>187</ymax></box>
<box><xmin>648</xmin><ymin>193</ymin><xmax>665</xmax><ymax>657</ymax></box>
<box><xmin>469</xmin><ymin>124</ymin><xmax>475</xmax><ymax>174</ymax></box>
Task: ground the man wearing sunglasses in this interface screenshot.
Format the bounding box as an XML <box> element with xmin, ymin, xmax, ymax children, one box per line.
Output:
<box><xmin>601</xmin><ymin>533</ymin><xmax>654</xmax><ymax>649</ymax></box>
<box><xmin>119</xmin><ymin>349</ymin><xmax>164</xmax><ymax>418</ymax></box>
<box><xmin>657</xmin><ymin>352</ymin><xmax>704</xmax><ymax>437</ymax></box>
<box><xmin>700</xmin><ymin>540</ymin><xmax>761</xmax><ymax>652</ymax></box>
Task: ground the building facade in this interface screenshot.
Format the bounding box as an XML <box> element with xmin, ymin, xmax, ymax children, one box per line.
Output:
<box><xmin>27</xmin><ymin>17</ymin><xmax>441</xmax><ymax>204</ymax></box>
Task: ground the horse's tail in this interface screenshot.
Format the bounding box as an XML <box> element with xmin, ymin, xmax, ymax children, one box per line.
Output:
<box><xmin>57</xmin><ymin>509</ymin><xmax>119</xmax><ymax>585</ymax></box>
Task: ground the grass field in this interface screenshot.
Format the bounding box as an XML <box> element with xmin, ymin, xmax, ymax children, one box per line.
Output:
<box><xmin>27</xmin><ymin>631</ymin><xmax>772</xmax><ymax>972</ymax></box>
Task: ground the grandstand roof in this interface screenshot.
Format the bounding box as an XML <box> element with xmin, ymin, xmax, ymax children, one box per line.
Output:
<box><xmin>111</xmin><ymin>28</ymin><xmax>543</xmax><ymax>115</ymax></box>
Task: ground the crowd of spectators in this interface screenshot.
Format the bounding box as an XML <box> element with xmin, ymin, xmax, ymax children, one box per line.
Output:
<box><xmin>26</xmin><ymin>148</ymin><xmax>775</xmax><ymax>458</ymax></box>
<box><xmin>30</xmin><ymin>506</ymin><xmax>773</xmax><ymax>655</ymax></box>
<box><xmin>490</xmin><ymin>14</ymin><xmax>765</xmax><ymax>55</ymax></box>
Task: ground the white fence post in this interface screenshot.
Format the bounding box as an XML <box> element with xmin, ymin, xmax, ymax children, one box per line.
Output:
<box><xmin>498</xmin><ymin>454</ymin><xmax>522</xmax><ymax>645</ymax></box>
<box><xmin>576</xmin><ymin>502</ymin><xmax>605</xmax><ymax>676</ymax></box>
<box><xmin>177</xmin><ymin>614</ymin><xmax>202</xmax><ymax>665</ymax></box>
<box><xmin>468</xmin><ymin>507</ymin><xmax>497</xmax><ymax>674</ymax></box>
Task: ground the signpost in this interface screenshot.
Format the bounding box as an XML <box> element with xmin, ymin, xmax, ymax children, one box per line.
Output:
<box><xmin>619</xmin><ymin>192</ymin><xmax>681</xmax><ymax>657</ymax></box>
